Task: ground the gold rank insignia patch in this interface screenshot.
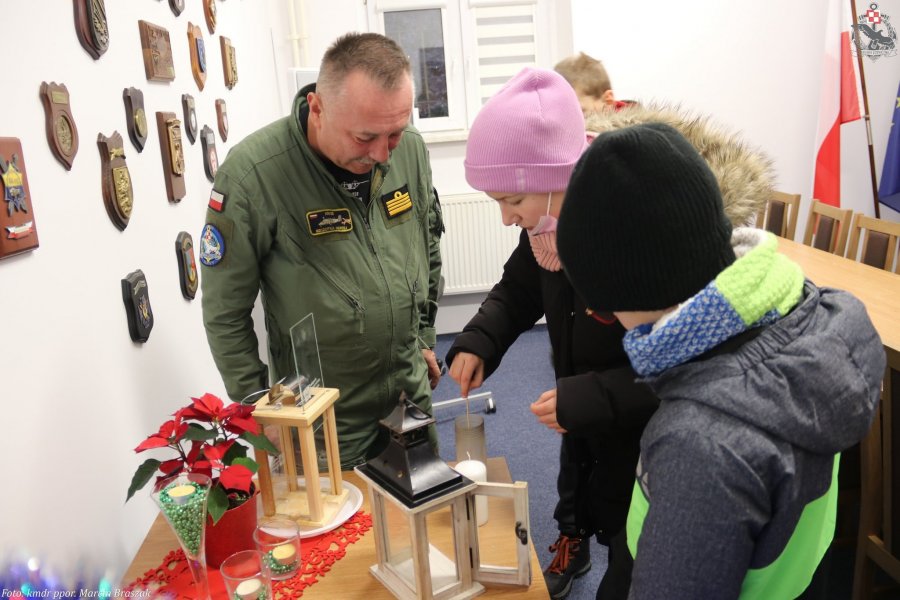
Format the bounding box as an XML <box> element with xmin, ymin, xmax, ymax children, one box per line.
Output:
<box><xmin>307</xmin><ymin>208</ymin><xmax>352</xmax><ymax>236</ymax></box>
<box><xmin>381</xmin><ymin>185</ymin><xmax>413</xmax><ymax>219</ymax></box>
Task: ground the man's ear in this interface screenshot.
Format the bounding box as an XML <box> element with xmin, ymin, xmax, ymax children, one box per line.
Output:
<box><xmin>602</xmin><ymin>89</ymin><xmax>616</xmax><ymax>106</ymax></box>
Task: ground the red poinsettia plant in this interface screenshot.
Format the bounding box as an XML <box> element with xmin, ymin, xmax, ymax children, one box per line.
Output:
<box><xmin>126</xmin><ymin>393</ymin><xmax>279</xmax><ymax>524</ymax></box>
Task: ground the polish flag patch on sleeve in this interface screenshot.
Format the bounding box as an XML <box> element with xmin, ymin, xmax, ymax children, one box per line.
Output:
<box><xmin>209</xmin><ymin>190</ymin><xmax>225</xmax><ymax>212</ymax></box>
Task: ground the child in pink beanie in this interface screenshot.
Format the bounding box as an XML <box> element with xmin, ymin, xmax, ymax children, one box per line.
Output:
<box><xmin>446</xmin><ymin>66</ymin><xmax>659</xmax><ymax>600</ymax></box>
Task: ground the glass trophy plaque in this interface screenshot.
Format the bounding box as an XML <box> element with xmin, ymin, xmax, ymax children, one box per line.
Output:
<box><xmin>289</xmin><ymin>313</ymin><xmax>324</xmax><ymax>406</ymax></box>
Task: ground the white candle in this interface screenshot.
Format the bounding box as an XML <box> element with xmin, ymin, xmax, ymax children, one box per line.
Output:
<box><xmin>272</xmin><ymin>543</ymin><xmax>297</xmax><ymax>566</ymax></box>
<box><xmin>235</xmin><ymin>577</ymin><xmax>262</xmax><ymax>599</ymax></box>
<box><xmin>454</xmin><ymin>459</ymin><xmax>488</xmax><ymax>526</ymax></box>
<box><xmin>165</xmin><ymin>484</ymin><xmax>196</xmax><ymax>505</ymax></box>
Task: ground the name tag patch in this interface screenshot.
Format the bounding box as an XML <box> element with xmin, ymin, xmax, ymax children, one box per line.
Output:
<box><xmin>307</xmin><ymin>208</ymin><xmax>352</xmax><ymax>236</ymax></box>
<box><xmin>381</xmin><ymin>185</ymin><xmax>412</xmax><ymax>219</ymax></box>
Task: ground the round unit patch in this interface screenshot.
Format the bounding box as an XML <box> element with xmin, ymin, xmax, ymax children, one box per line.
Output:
<box><xmin>199</xmin><ymin>223</ymin><xmax>225</xmax><ymax>266</ymax></box>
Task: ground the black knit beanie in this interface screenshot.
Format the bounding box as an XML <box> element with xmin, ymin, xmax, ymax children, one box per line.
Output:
<box><xmin>557</xmin><ymin>122</ymin><xmax>735</xmax><ymax>312</ymax></box>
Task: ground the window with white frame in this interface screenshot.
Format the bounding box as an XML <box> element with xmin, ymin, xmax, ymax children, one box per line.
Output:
<box><xmin>367</xmin><ymin>0</ymin><xmax>550</xmax><ymax>136</ymax></box>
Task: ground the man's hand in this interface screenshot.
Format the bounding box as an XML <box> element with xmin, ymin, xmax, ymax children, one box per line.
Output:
<box><xmin>448</xmin><ymin>351</ymin><xmax>485</xmax><ymax>398</ymax></box>
<box><xmin>422</xmin><ymin>348</ymin><xmax>442</xmax><ymax>390</ymax></box>
<box><xmin>530</xmin><ymin>388</ymin><xmax>567</xmax><ymax>433</ymax></box>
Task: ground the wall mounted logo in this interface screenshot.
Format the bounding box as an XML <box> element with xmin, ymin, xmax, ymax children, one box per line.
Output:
<box><xmin>852</xmin><ymin>2</ymin><xmax>897</xmax><ymax>60</ymax></box>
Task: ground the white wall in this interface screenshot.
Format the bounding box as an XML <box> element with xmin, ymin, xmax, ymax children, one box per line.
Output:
<box><xmin>0</xmin><ymin>0</ymin><xmax>291</xmax><ymax>582</ymax></box>
<box><xmin>571</xmin><ymin>0</ymin><xmax>900</xmax><ymax>231</ymax></box>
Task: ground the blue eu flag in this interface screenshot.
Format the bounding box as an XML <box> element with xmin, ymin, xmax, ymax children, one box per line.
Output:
<box><xmin>879</xmin><ymin>81</ymin><xmax>900</xmax><ymax>213</ymax></box>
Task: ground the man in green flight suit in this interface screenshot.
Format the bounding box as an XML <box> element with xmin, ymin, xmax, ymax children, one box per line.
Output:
<box><xmin>199</xmin><ymin>32</ymin><xmax>444</xmax><ymax>468</ymax></box>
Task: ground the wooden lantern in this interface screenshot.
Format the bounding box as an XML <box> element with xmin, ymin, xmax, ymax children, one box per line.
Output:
<box><xmin>252</xmin><ymin>386</ymin><xmax>350</xmax><ymax>528</ymax></box>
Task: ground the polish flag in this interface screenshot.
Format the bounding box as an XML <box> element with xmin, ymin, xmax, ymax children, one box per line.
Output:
<box><xmin>813</xmin><ymin>0</ymin><xmax>863</xmax><ymax>208</ymax></box>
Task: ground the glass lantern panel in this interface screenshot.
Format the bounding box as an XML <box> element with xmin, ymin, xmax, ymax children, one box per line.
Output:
<box><xmin>289</xmin><ymin>313</ymin><xmax>324</xmax><ymax>406</ymax></box>
<box><xmin>472</xmin><ymin>481</ymin><xmax>531</xmax><ymax>587</ymax></box>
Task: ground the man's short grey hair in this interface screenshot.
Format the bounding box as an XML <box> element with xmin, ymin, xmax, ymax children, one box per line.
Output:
<box><xmin>317</xmin><ymin>32</ymin><xmax>412</xmax><ymax>99</ymax></box>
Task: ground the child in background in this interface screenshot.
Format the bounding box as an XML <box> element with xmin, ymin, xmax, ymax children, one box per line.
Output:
<box><xmin>557</xmin><ymin>122</ymin><xmax>884</xmax><ymax>599</ymax></box>
<box><xmin>554</xmin><ymin>52</ymin><xmax>629</xmax><ymax>115</ymax></box>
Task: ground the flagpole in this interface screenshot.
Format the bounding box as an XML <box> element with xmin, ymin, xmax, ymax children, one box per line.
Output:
<box><xmin>849</xmin><ymin>0</ymin><xmax>883</xmax><ymax>217</ymax></box>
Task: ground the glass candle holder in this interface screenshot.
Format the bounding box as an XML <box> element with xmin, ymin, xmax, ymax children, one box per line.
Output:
<box><xmin>151</xmin><ymin>472</ymin><xmax>212</xmax><ymax>600</ymax></box>
<box><xmin>455</xmin><ymin>413</ymin><xmax>487</xmax><ymax>464</ymax></box>
<box><xmin>254</xmin><ymin>517</ymin><xmax>302</xmax><ymax>580</ymax></box>
<box><xmin>220</xmin><ymin>550</ymin><xmax>274</xmax><ymax>600</ymax></box>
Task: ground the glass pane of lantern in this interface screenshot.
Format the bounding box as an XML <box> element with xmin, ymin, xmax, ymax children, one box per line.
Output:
<box><xmin>424</xmin><ymin>505</ymin><xmax>461</xmax><ymax>596</ymax></box>
<box><xmin>289</xmin><ymin>313</ymin><xmax>324</xmax><ymax>406</ymax></box>
<box><xmin>473</xmin><ymin>481</ymin><xmax>531</xmax><ymax>586</ymax></box>
<box><xmin>382</xmin><ymin>498</ymin><xmax>414</xmax><ymax>591</ymax></box>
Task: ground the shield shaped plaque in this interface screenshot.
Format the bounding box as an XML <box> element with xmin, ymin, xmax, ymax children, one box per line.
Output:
<box><xmin>169</xmin><ymin>0</ymin><xmax>185</xmax><ymax>16</ymax></box>
<box><xmin>39</xmin><ymin>82</ymin><xmax>80</xmax><ymax>170</ymax></box>
<box><xmin>215</xmin><ymin>99</ymin><xmax>228</xmax><ymax>142</ymax></box>
<box><xmin>204</xmin><ymin>0</ymin><xmax>217</xmax><ymax>34</ymax></box>
<box><xmin>187</xmin><ymin>22</ymin><xmax>207</xmax><ymax>91</ymax></box>
<box><xmin>97</xmin><ymin>131</ymin><xmax>133</xmax><ymax>231</ymax></box>
<box><xmin>200</xmin><ymin>125</ymin><xmax>218</xmax><ymax>182</ymax></box>
<box><xmin>0</xmin><ymin>138</ymin><xmax>39</xmax><ymax>260</ymax></box>
<box><xmin>122</xmin><ymin>269</ymin><xmax>153</xmax><ymax>343</ymax></box>
<box><xmin>123</xmin><ymin>87</ymin><xmax>148</xmax><ymax>153</ymax></box>
<box><xmin>175</xmin><ymin>231</ymin><xmax>199</xmax><ymax>300</ymax></box>
<box><xmin>73</xmin><ymin>0</ymin><xmax>109</xmax><ymax>60</ymax></box>
<box><xmin>182</xmin><ymin>94</ymin><xmax>198</xmax><ymax>144</ymax></box>
<box><xmin>156</xmin><ymin>111</ymin><xmax>186</xmax><ymax>202</ymax></box>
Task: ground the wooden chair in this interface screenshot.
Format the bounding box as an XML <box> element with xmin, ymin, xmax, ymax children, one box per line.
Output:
<box><xmin>756</xmin><ymin>191</ymin><xmax>801</xmax><ymax>240</ymax></box>
<box><xmin>853</xmin><ymin>349</ymin><xmax>900</xmax><ymax>600</ymax></box>
<box><xmin>802</xmin><ymin>199</ymin><xmax>853</xmax><ymax>256</ymax></box>
<box><xmin>846</xmin><ymin>213</ymin><xmax>900</xmax><ymax>273</ymax></box>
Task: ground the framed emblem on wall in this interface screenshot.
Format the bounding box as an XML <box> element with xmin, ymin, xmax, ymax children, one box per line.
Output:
<box><xmin>0</xmin><ymin>138</ymin><xmax>39</xmax><ymax>260</ymax></box>
<box><xmin>156</xmin><ymin>111</ymin><xmax>186</xmax><ymax>202</ymax></box>
<box><xmin>138</xmin><ymin>21</ymin><xmax>176</xmax><ymax>82</ymax></box>
<box><xmin>123</xmin><ymin>87</ymin><xmax>148</xmax><ymax>153</ymax></box>
<box><xmin>122</xmin><ymin>269</ymin><xmax>154</xmax><ymax>343</ymax></box>
<box><xmin>175</xmin><ymin>231</ymin><xmax>199</xmax><ymax>300</ymax></box>
<box><xmin>220</xmin><ymin>36</ymin><xmax>237</xmax><ymax>89</ymax></box>
<box><xmin>73</xmin><ymin>0</ymin><xmax>109</xmax><ymax>60</ymax></box>
<box><xmin>200</xmin><ymin>125</ymin><xmax>218</xmax><ymax>182</ymax></box>
<box><xmin>204</xmin><ymin>0</ymin><xmax>217</xmax><ymax>34</ymax></box>
<box><xmin>187</xmin><ymin>22</ymin><xmax>207</xmax><ymax>91</ymax></box>
<box><xmin>39</xmin><ymin>82</ymin><xmax>79</xmax><ymax>170</ymax></box>
<box><xmin>215</xmin><ymin>99</ymin><xmax>228</xmax><ymax>142</ymax></box>
<box><xmin>182</xmin><ymin>94</ymin><xmax>198</xmax><ymax>144</ymax></box>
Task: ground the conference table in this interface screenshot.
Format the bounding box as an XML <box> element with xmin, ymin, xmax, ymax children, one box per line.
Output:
<box><xmin>124</xmin><ymin>456</ymin><xmax>549</xmax><ymax>598</ymax></box>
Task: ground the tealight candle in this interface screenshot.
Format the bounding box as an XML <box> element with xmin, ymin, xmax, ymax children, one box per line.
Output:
<box><xmin>454</xmin><ymin>459</ymin><xmax>488</xmax><ymax>526</ymax></box>
<box><xmin>165</xmin><ymin>484</ymin><xmax>196</xmax><ymax>505</ymax></box>
<box><xmin>235</xmin><ymin>577</ymin><xmax>262</xmax><ymax>599</ymax></box>
<box><xmin>271</xmin><ymin>543</ymin><xmax>297</xmax><ymax>566</ymax></box>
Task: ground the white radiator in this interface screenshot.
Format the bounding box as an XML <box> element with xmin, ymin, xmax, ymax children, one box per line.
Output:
<box><xmin>439</xmin><ymin>193</ymin><xmax>521</xmax><ymax>294</ymax></box>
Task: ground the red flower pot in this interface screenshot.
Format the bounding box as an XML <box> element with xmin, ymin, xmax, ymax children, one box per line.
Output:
<box><xmin>205</xmin><ymin>487</ymin><xmax>259</xmax><ymax>568</ymax></box>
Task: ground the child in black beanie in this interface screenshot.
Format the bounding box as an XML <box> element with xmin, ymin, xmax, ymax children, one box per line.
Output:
<box><xmin>557</xmin><ymin>122</ymin><xmax>884</xmax><ymax>599</ymax></box>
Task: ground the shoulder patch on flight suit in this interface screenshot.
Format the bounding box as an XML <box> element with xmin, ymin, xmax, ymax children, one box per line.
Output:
<box><xmin>199</xmin><ymin>217</ymin><xmax>231</xmax><ymax>267</ymax></box>
<box><xmin>306</xmin><ymin>208</ymin><xmax>352</xmax><ymax>236</ymax></box>
<box><xmin>381</xmin><ymin>185</ymin><xmax>413</xmax><ymax>219</ymax></box>
<box><xmin>208</xmin><ymin>189</ymin><xmax>225</xmax><ymax>212</ymax></box>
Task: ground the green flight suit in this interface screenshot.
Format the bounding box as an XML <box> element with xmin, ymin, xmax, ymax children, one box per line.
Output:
<box><xmin>199</xmin><ymin>89</ymin><xmax>443</xmax><ymax>468</ymax></box>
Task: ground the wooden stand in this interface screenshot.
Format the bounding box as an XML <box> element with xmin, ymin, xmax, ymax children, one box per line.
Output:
<box><xmin>252</xmin><ymin>387</ymin><xmax>349</xmax><ymax>528</ymax></box>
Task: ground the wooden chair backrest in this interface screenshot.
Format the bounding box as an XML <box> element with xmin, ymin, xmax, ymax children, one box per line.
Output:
<box><xmin>846</xmin><ymin>213</ymin><xmax>900</xmax><ymax>273</ymax></box>
<box><xmin>802</xmin><ymin>199</ymin><xmax>853</xmax><ymax>256</ymax></box>
<box><xmin>756</xmin><ymin>191</ymin><xmax>801</xmax><ymax>240</ymax></box>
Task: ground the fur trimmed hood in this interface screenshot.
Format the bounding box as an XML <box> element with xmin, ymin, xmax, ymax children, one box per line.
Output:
<box><xmin>585</xmin><ymin>103</ymin><xmax>775</xmax><ymax>227</ymax></box>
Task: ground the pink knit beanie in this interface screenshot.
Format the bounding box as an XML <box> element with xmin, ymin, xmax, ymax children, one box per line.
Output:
<box><xmin>464</xmin><ymin>67</ymin><xmax>586</xmax><ymax>193</ymax></box>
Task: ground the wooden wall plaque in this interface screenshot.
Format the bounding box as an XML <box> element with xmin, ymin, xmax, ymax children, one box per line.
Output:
<box><xmin>122</xmin><ymin>269</ymin><xmax>153</xmax><ymax>343</ymax></box>
<box><xmin>182</xmin><ymin>94</ymin><xmax>198</xmax><ymax>144</ymax></box>
<box><xmin>39</xmin><ymin>82</ymin><xmax>79</xmax><ymax>170</ymax></box>
<box><xmin>123</xmin><ymin>87</ymin><xmax>148</xmax><ymax>153</ymax></box>
<box><xmin>220</xmin><ymin>36</ymin><xmax>237</xmax><ymax>89</ymax></box>
<box><xmin>73</xmin><ymin>0</ymin><xmax>109</xmax><ymax>60</ymax></box>
<box><xmin>187</xmin><ymin>23</ymin><xmax>207</xmax><ymax>91</ymax></box>
<box><xmin>215</xmin><ymin>99</ymin><xmax>228</xmax><ymax>142</ymax></box>
<box><xmin>138</xmin><ymin>21</ymin><xmax>176</xmax><ymax>82</ymax></box>
<box><xmin>0</xmin><ymin>138</ymin><xmax>39</xmax><ymax>260</ymax></box>
<box><xmin>97</xmin><ymin>131</ymin><xmax>133</xmax><ymax>231</ymax></box>
<box><xmin>155</xmin><ymin>111</ymin><xmax>186</xmax><ymax>202</ymax></box>
<box><xmin>204</xmin><ymin>0</ymin><xmax>217</xmax><ymax>34</ymax></box>
<box><xmin>200</xmin><ymin>124</ymin><xmax>218</xmax><ymax>182</ymax></box>
<box><xmin>175</xmin><ymin>231</ymin><xmax>199</xmax><ymax>300</ymax></box>
<box><xmin>168</xmin><ymin>0</ymin><xmax>185</xmax><ymax>16</ymax></box>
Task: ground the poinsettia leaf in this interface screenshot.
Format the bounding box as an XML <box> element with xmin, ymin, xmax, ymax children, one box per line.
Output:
<box><xmin>242</xmin><ymin>431</ymin><xmax>280</xmax><ymax>455</ymax></box>
<box><xmin>179</xmin><ymin>406</ymin><xmax>205</xmax><ymax>421</ymax></box>
<box><xmin>231</xmin><ymin>456</ymin><xmax>258</xmax><ymax>475</ymax></box>
<box><xmin>126</xmin><ymin>458</ymin><xmax>161</xmax><ymax>503</ymax></box>
<box><xmin>193</xmin><ymin>393</ymin><xmax>224</xmax><ymax>420</ymax></box>
<box><xmin>183</xmin><ymin>424</ymin><xmax>217</xmax><ymax>442</ymax></box>
<box><xmin>222</xmin><ymin>440</ymin><xmax>248</xmax><ymax>465</ymax></box>
<box><xmin>207</xmin><ymin>484</ymin><xmax>229</xmax><ymax>525</ymax></box>
<box><xmin>224</xmin><ymin>415</ymin><xmax>259</xmax><ymax>435</ymax></box>
<box><xmin>134</xmin><ymin>435</ymin><xmax>170</xmax><ymax>453</ymax></box>
<box><xmin>159</xmin><ymin>459</ymin><xmax>184</xmax><ymax>475</ymax></box>
<box><xmin>191</xmin><ymin>462</ymin><xmax>213</xmax><ymax>479</ymax></box>
<box><xmin>219</xmin><ymin>464</ymin><xmax>253</xmax><ymax>493</ymax></box>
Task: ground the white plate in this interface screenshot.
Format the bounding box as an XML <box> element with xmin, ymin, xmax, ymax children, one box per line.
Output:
<box><xmin>295</xmin><ymin>477</ymin><xmax>363</xmax><ymax>539</ymax></box>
